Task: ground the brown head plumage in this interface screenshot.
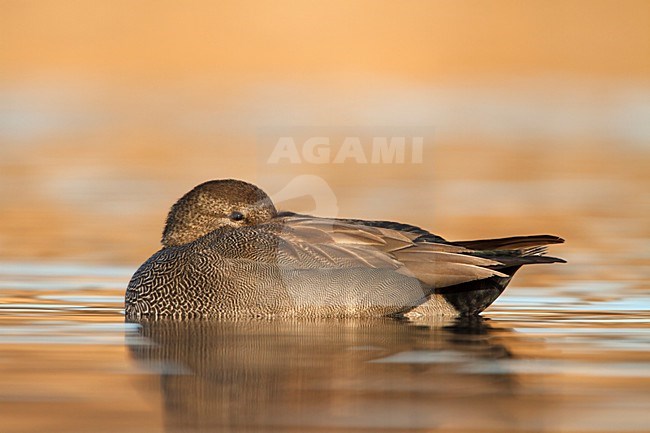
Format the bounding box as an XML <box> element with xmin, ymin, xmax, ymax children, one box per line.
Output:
<box><xmin>161</xmin><ymin>179</ymin><xmax>277</xmax><ymax>247</ymax></box>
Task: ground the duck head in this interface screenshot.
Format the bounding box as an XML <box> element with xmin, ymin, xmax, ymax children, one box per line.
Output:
<box><xmin>161</xmin><ymin>179</ymin><xmax>277</xmax><ymax>247</ymax></box>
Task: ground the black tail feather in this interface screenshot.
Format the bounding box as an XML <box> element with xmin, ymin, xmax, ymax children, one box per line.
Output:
<box><xmin>491</xmin><ymin>255</ymin><xmax>566</xmax><ymax>268</ymax></box>
<box><xmin>454</xmin><ymin>235</ymin><xmax>564</xmax><ymax>250</ymax></box>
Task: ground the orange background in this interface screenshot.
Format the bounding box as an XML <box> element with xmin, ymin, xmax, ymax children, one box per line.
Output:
<box><xmin>1</xmin><ymin>1</ymin><xmax>648</xmax><ymax>272</ymax></box>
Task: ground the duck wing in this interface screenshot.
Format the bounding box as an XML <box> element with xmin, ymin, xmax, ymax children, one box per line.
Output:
<box><xmin>278</xmin><ymin>211</ymin><xmax>449</xmax><ymax>243</ymax></box>
<box><xmin>258</xmin><ymin>215</ymin><xmax>509</xmax><ymax>289</ymax></box>
<box><xmin>291</xmin><ymin>213</ymin><xmax>566</xmax><ymax>270</ymax></box>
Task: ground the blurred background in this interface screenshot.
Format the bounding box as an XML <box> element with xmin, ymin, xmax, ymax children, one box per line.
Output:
<box><xmin>1</xmin><ymin>0</ymin><xmax>648</xmax><ymax>285</ymax></box>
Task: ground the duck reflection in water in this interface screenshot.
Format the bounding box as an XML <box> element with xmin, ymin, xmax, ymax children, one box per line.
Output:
<box><xmin>127</xmin><ymin>317</ymin><xmax>535</xmax><ymax>432</ymax></box>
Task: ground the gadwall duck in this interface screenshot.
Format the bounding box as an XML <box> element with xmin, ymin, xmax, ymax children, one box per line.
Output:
<box><xmin>125</xmin><ymin>179</ymin><xmax>564</xmax><ymax>319</ymax></box>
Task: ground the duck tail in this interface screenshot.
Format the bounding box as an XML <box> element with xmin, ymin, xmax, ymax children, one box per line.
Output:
<box><xmin>453</xmin><ymin>235</ymin><xmax>564</xmax><ymax>251</ymax></box>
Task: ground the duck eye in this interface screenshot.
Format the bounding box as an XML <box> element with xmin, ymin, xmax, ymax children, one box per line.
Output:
<box><xmin>228</xmin><ymin>211</ymin><xmax>245</xmax><ymax>222</ymax></box>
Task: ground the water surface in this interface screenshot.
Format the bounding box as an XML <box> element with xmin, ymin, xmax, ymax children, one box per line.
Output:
<box><xmin>1</xmin><ymin>262</ymin><xmax>648</xmax><ymax>433</ymax></box>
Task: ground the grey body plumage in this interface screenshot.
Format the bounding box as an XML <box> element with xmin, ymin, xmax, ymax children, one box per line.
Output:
<box><xmin>125</xmin><ymin>179</ymin><xmax>564</xmax><ymax>320</ymax></box>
